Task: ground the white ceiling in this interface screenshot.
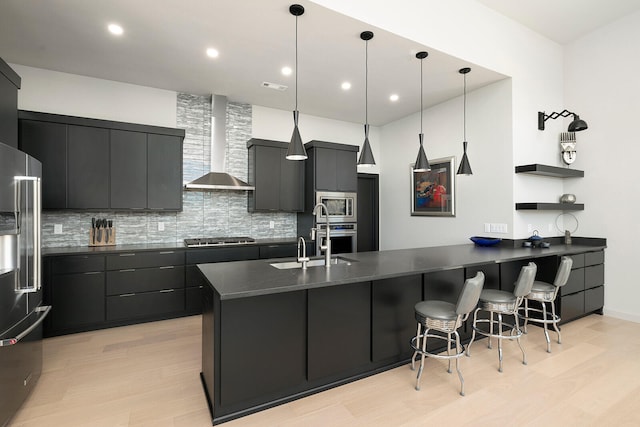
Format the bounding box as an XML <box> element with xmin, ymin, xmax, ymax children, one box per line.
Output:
<box><xmin>1</xmin><ymin>0</ymin><xmax>638</xmax><ymax>126</ymax></box>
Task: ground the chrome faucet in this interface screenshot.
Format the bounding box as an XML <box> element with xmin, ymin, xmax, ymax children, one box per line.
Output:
<box><xmin>312</xmin><ymin>202</ymin><xmax>331</xmax><ymax>268</ymax></box>
<box><xmin>297</xmin><ymin>236</ymin><xmax>309</xmax><ymax>270</ymax></box>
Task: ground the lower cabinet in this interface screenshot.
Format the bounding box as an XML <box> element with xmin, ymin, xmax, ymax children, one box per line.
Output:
<box><xmin>106</xmin><ymin>289</ymin><xmax>186</xmax><ymax>321</ymax></box>
<box><xmin>559</xmin><ymin>251</ymin><xmax>605</xmax><ymax>323</ymax></box>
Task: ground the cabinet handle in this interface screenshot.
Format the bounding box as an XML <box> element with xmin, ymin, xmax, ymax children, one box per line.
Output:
<box><xmin>159</xmin><ymin>266</ymin><xmax>174</xmax><ymax>270</ymax></box>
<box><xmin>160</xmin><ymin>289</ymin><xmax>175</xmax><ymax>293</ymax></box>
<box><xmin>159</xmin><ymin>251</ymin><xmax>175</xmax><ymax>255</ymax></box>
<box><xmin>84</xmin><ymin>271</ymin><xmax>102</xmax><ymax>275</ymax></box>
<box><xmin>119</xmin><ymin>293</ymin><xmax>136</xmax><ymax>297</ymax></box>
<box><xmin>119</xmin><ymin>269</ymin><xmax>136</xmax><ymax>273</ymax></box>
<box><xmin>119</xmin><ymin>253</ymin><xmax>136</xmax><ymax>257</ymax></box>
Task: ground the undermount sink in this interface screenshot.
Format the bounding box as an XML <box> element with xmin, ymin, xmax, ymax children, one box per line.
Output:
<box><xmin>270</xmin><ymin>256</ymin><xmax>356</xmax><ymax>270</ymax></box>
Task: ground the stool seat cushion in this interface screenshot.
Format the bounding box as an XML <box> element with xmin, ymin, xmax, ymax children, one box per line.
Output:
<box><xmin>530</xmin><ymin>281</ymin><xmax>555</xmax><ymax>293</ymax></box>
<box><xmin>415</xmin><ymin>300</ymin><xmax>457</xmax><ymax>321</ymax></box>
<box><xmin>479</xmin><ymin>289</ymin><xmax>516</xmax><ymax>304</ymax></box>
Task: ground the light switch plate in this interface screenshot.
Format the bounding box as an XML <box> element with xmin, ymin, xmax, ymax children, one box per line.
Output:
<box><xmin>158</xmin><ymin>222</ymin><xmax>165</xmax><ymax>231</ymax></box>
<box><xmin>54</xmin><ymin>224</ymin><xmax>62</xmax><ymax>234</ymax></box>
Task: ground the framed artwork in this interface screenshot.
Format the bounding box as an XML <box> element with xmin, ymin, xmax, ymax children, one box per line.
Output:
<box><xmin>410</xmin><ymin>156</ymin><xmax>455</xmax><ymax>216</ymax></box>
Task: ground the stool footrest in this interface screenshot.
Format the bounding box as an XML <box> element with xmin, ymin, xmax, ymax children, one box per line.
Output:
<box><xmin>519</xmin><ymin>307</ymin><xmax>561</xmax><ymax>325</ymax></box>
<box><xmin>472</xmin><ymin>318</ymin><xmax>523</xmax><ymax>340</ymax></box>
<box><xmin>411</xmin><ymin>334</ymin><xmax>465</xmax><ymax>360</ymax></box>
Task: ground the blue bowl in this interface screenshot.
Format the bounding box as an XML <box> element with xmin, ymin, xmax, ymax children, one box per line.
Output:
<box><xmin>470</xmin><ymin>236</ymin><xmax>502</xmax><ymax>247</ymax></box>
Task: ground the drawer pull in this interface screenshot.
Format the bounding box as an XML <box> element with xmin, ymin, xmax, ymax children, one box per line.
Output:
<box><xmin>159</xmin><ymin>251</ymin><xmax>175</xmax><ymax>255</ymax></box>
<box><xmin>160</xmin><ymin>289</ymin><xmax>175</xmax><ymax>293</ymax></box>
<box><xmin>159</xmin><ymin>266</ymin><xmax>174</xmax><ymax>270</ymax></box>
<box><xmin>119</xmin><ymin>293</ymin><xmax>135</xmax><ymax>297</ymax></box>
<box><xmin>119</xmin><ymin>253</ymin><xmax>136</xmax><ymax>257</ymax></box>
<box><xmin>84</xmin><ymin>271</ymin><xmax>102</xmax><ymax>275</ymax></box>
<box><xmin>119</xmin><ymin>269</ymin><xmax>136</xmax><ymax>273</ymax></box>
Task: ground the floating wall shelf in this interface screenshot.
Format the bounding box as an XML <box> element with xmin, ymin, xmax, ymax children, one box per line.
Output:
<box><xmin>515</xmin><ymin>203</ymin><xmax>584</xmax><ymax>211</ymax></box>
<box><xmin>515</xmin><ymin>164</ymin><xmax>584</xmax><ymax>178</ymax></box>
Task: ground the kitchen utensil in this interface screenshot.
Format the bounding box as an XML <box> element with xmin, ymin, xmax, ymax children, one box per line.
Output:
<box><xmin>106</xmin><ymin>219</ymin><xmax>112</xmax><ymax>243</ymax></box>
<box><xmin>97</xmin><ymin>219</ymin><xmax>102</xmax><ymax>242</ymax></box>
<box><xmin>91</xmin><ymin>217</ymin><xmax>96</xmax><ymax>244</ymax></box>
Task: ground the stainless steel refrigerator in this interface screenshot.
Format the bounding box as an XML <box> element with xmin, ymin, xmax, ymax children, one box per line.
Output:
<box><xmin>0</xmin><ymin>141</ymin><xmax>50</xmax><ymax>426</ymax></box>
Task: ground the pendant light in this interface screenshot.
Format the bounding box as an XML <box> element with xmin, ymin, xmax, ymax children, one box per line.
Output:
<box><xmin>456</xmin><ymin>67</ymin><xmax>473</xmax><ymax>175</ymax></box>
<box><xmin>413</xmin><ymin>51</ymin><xmax>430</xmax><ymax>172</ymax></box>
<box><xmin>357</xmin><ymin>31</ymin><xmax>376</xmax><ymax>166</ymax></box>
<box><xmin>286</xmin><ymin>4</ymin><xmax>307</xmax><ymax>160</ymax></box>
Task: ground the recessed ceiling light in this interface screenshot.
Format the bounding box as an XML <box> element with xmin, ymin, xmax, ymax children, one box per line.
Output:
<box><xmin>389</xmin><ymin>94</ymin><xmax>399</xmax><ymax>102</ymax></box>
<box><xmin>341</xmin><ymin>82</ymin><xmax>351</xmax><ymax>90</ymax></box>
<box><xmin>281</xmin><ymin>66</ymin><xmax>292</xmax><ymax>76</ymax></box>
<box><xmin>206</xmin><ymin>48</ymin><xmax>219</xmax><ymax>58</ymax></box>
<box><xmin>108</xmin><ymin>23</ymin><xmax>123</xmax><ymax>36</ymax></box>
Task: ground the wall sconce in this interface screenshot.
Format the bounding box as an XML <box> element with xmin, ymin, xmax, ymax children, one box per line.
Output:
<box><xmin>538</xmin><ymin>109</ymin><xmax>588</xmax><ymax>132</ymax></box>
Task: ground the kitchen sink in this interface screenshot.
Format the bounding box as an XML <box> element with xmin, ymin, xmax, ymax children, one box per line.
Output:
<box><xmin>270</xmin><ymin>256</ymin><xmax>357</xmax><ymax>270</ymax></box>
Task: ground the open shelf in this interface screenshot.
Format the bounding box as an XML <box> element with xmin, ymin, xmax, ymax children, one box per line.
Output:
<box><xmin>515</xmin><ymin>203</ymin><xmax>584</xmax><ymax>211</ymax></box>
<box><xmin>515</xmin><ymin>164</ymin><xmax>584</xmax><ymax>178</ymax></box>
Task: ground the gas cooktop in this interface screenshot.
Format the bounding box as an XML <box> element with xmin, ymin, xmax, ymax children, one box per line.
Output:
<box><xmin>184</xmin><ymin>237</ymin><xmax>256</xmax><ymax>247</ymax></box>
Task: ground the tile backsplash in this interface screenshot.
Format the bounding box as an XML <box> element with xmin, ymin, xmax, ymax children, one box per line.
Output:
<box><xmin>41</xmin><ymin>94</ymin><xmax>296</xmax><ymax>248</ymax></box>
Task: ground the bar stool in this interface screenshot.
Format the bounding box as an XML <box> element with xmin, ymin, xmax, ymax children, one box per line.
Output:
<box><xmin>410</xmin><ymin>271</ymin><xmax>485</xmax><ymax>396</ymax></box>
<box><xmin>466</xmin><ymin>262</ymin><xmax>536</xmax><ymax>372</ymax></box>
<box><xmin>521</xmin><ymin>256</ymin><xmax>573</xmax><ymax>352</ymax></box>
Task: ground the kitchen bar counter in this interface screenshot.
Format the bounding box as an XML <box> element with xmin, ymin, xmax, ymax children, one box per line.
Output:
<box><xmin>199</xmin><ymin>238</ymin><xmax>606</xmax><ymax>425</ymax></box>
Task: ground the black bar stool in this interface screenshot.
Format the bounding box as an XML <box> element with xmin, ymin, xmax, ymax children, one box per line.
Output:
<box><xmin>521</xmin><ymin>256</ymin><xmax>573</xmax><ymax>352</ymax></box>
<box><xmin>410</xmin><ymin>271</ymin><xmax>485</xmax><ymax>396</ymax></box>
<box><xmin>466</xmin><ymin>263</ymin><xmax>536</xmax><ymax>372</ymax></box>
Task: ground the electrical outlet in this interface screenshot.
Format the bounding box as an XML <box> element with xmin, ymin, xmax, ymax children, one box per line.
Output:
<box><xmin>269</xmin><ymin>221</ymin><xmax>275</xmax><ymax>229</ymax></box>
<box><xmin>54</xmin><ymin>224</ymin><xmax>62</xmax><ymax>234</ymax></box>
<box><xmin>484</xmin><ymin>223</ymin><xmax>491</xmax><ymax>233</ymax></box>
<box><xmin>158</xmin><ymin>222</ymin><xmax>165</xmax><ymax>231</ymax></box>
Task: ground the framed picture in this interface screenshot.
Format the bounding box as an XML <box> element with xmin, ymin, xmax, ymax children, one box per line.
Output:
<box><xmin>410</xmin><ymin>156</ymin><xmax>455</xmax><ymax>216</ymax></box>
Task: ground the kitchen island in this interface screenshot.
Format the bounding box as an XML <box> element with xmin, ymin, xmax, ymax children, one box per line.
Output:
<box><xmin>198</xmin><ymin>239</ymin><xmax>606</xmax><ymax>424</ymax></box>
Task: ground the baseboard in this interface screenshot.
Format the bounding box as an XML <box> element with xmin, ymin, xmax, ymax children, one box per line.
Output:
<box><xmin>603</xmin><ymin>308</ymin><xmax>640</xmax><ymax>324</ymax></box>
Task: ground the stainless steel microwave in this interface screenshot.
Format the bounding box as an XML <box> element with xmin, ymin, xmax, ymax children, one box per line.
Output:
<box><xmin>315</xmin><ymin>191</ymin><xmax>357</xmax><ymax>223</ymax></box>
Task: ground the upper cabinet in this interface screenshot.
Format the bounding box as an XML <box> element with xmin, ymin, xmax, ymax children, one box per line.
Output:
<box><xmin>304</xmin><ymin>141</ymin><xmax>358</xmax><ymax>203</ymax></box>
<box><xmin>18</xmin><ymin>111</ymin><xmax>184</xmax><ymax>211</ymax></box>
<box><xmin>247</xmin><ymin>138</ymin><xmax>304</xmax><ymax>212</ymax></box>
<box><xmin>0</xmin><ymin>58</ymin><xmax>21</xmax><ymax>149</ymax></box>
<box><xmin>515</xmin><ymin>164</ymin><xmax>584</xmax><ymax>211</ymax></box>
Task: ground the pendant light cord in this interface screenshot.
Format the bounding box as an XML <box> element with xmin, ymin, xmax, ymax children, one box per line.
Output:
<box><xmin>463</xmin><ymin>72</ymin><xmax>467</xmax><ymax>141</ymax></box>
<box><xmin>295</xmin><ymin>15</ymin><xmax>298</xmax><ymax>113</ymax></box>
<box><xmin>420</xmin><ymin>57</ymin><xmax>423</xmax><ymax>134</ymax></box>
<box><xmin>365</xmin><ymin>39</ymin><xmax>368</xmax><ymax>126</ymax></box>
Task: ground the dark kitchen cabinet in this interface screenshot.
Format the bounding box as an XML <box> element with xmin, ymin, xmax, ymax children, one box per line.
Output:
<box><xmin>0</xmin><ymin>58</ymin><xmax>20</xmax><ymax>149</ymax></box>
<box><xmin>110</xmin><ymin>129</ymin><xmax>147</xmax><ymax>209</ymax></box>
<box><xmin>44</xmin><ymin>254</ymin><xmax>106</xmax><ymax>336</ymax></box>
<box><xmin>247</xmin><ymin>138</ymin><xmax>304</xmax><ymax>212</ymax></box>
<box><xmin>304</xmin><ymin>141</ymin><xmax>358</xmax><ymax>196</ymax></box>
<box><xmin>558</xmin><ymin>251</ymin><xmax>605</xmax><ymax>323</ymax></box>
<box><xmin>17</xmin><ymin>110</ymin><xmax>184</xmax><ymax>211</ymax></box>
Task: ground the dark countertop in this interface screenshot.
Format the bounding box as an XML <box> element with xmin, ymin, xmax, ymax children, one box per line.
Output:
<box><xmin>198</xmin><ymin>242</ymin><xmax>606</xmax><ymax>300</ymax></box>
<box><xmin>42</xmin><ymin>237</ymin><xmax>300</xmax><ymax>257</ymax></box>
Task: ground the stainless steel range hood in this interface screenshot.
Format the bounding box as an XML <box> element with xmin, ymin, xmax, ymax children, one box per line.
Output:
<box><xmin>184</xmin><ymin>95</ymin><xmax>254</xmax><ymax>191</ymax></box>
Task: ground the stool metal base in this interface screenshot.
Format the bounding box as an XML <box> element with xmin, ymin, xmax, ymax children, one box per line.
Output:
<box><xmin>520</xmin><ymin>299</ymin><xmax>561</xmax><ymax>353</ymax></box>
<box><xmin>410</xmin><ymin>324</ymin><xmax>466</xmax><ymax>396</ymax></box>
<box><xmin>466</xmin><ymin>310</ymin><xmax>526</xmax><ymax>373</ymax></box>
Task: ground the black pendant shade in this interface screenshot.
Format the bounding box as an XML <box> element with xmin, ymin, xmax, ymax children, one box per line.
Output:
<box><xmin>413</xmin><ymin>51</ymin><xmax>430</xmax><ymax>172</ymax></box>
<box><xmin>358</xmin><ymin>31</ymin><xmax>376</xmax><ymax>166</ymax></box>
<box><xmin>456</xmin><ymin>67</ymin><xmax>472</xmax><ymax>175</ymax></box>
<box><xmin>568</xmin><ymin>115</ymin><xmax>588</xmax><ymax>132</ymax></box>
<box><xmin>286</xmin><ymin>4</ymin><xmax>307</xmax><ymax>161</ymax></box>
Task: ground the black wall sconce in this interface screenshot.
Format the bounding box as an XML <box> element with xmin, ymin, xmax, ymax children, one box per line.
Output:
<box><xmin>538</xmin><ymin>109</ymin><xmax>588</xmax><ymax>132</ymax></box>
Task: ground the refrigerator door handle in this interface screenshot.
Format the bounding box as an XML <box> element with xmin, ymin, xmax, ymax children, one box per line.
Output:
<box><xmin>14</xmin><ymin>176</ymin><xmax>42</xmax><ymax>292</ymax></box>
<box><xmin>0</xmin><ymin>305</ymin><xmax>51</xmax><ymax>347</ymax></box>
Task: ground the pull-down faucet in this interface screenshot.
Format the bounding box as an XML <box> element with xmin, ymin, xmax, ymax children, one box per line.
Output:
<box><xmin>312</xmin><ymin>202</ymin><xmax>331</xmax><ymax>268</ymax></box>
<box><xmin>296</xmin><ymin>236</ymin><xmax>309</xmax><ymax>269</ymax></box>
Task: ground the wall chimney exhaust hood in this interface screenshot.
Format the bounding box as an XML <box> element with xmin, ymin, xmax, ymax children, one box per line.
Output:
<box><xmin>184</xmin><ymin>95</ymin><xmax>255</xmax><ymax>191</ymax></box>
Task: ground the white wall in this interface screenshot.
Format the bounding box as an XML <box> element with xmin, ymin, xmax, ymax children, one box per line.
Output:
<box><xmin>379</xmin><ymin>79</ymin><xmax>512</xmax><ymax>249</ymax></box>
<box><xmin>252</xmin><ymin>104</ymin><xmax>381</xmax><ymax>175</ymax></box>
<box><xmin>564</xmin><ymin>10</ymin><xmax>640</xmax><ymax>321</ymax></box>
<box><xmin>11</xmin><ymin>64</ymin><xmax>177</xmax><ymax>127</ymax></box>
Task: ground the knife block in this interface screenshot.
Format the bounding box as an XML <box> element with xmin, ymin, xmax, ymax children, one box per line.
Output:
<box><xmin>89</xmin><ymin>228</ymin><xmax>116</xmax><ymax>247</ymax></box>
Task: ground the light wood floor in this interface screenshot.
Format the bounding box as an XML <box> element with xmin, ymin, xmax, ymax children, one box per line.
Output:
<box><xmin>9</xmin><ymin>314</ymin><xmax>640</xmax><ymax>426</ymax></box>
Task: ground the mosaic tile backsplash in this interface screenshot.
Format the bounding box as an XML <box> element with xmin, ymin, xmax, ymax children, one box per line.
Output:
<box><xmin>41</xmin><ymin>94</ymin><xmax>297</xmax><ymax>248</ymax></box>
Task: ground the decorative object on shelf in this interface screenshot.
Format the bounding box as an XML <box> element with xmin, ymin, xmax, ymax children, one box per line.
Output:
<box><xmin>538</xmin><ymin>109</ymin><xmax>588</xmax><ymax>132</ymax></box>
<box><xmin>560</xmin><ymin>132</ymin><xmax>577</xmax><ymax>165</ymax></box>
<box><xmin>411</xmin><ymin>156</ymin><xmax>455</xmax><ymax>216</ymax></box>
<box><xmin>470</xmin><ymin>236</ymin><xmax>501</xmax><ymax>247</ymax></box>
<box><xmin>559</xmin><ymin>193</ymin><xmax>576</xmax><ymax>204</ymax></box>
<box><xmin>457</xmin><ymin>67</ymin><xmax>473</xmax><ymax>175</ymax></box>
<box><xmin>412</xmin><ymin>51</ymin><xmax>430</xmax><ymax>172</ymax></box>
<box><xmin>286</xmin><ymin>4</ymin><xmax>307</xmax><ymax>161</ymax></box>
<box><xmin>555</xmin><ymin>212</ymin><xmax>579</xmax><ymax>245</ymax></box>
<box><xmin>357</xmin><ymin>31</ymin><xmax>376</xmax><ymax>166</ymax></box>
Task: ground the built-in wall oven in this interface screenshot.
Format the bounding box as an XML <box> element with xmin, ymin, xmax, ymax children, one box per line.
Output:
<box><xmin>315</xmin><ymin>191</ymin><xmax>357</xmax><ymax>223</ymax></box>
<box><xmin>315</xmin><ymin>223</ymin><xmax>357</xmax><ymax>255</ymax></box>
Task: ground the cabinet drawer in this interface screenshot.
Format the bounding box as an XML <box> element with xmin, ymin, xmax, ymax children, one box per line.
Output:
<box><xmin>106</xmin><ymin>266</ymin><xmax>185</xmax><ymax>296</ymax></box>
<box><xmin>50</xmin><ymin>271</ymin><xmax>105</xmax><ymax>331</ymax></box>
<box><xmin>566</xmin><ymin>253</ymin><xmax>585</xmax><ymax>269</ymax></box>
<box><xmin>585</xmin><ymin>251</ymin><xmax>604</xmax><ymax>267</ymax></box>
<box><xmin>106</xmin><ymin>289</ymin><xmax>185</xmax><ymax>321</ymax></box>
<box><xmin>585</xmin><ymin>286</ymin><xmax>604</xmax><ymax>313</ymax></box>
<box><xmin>259</xmin><ymin>244</ymin><xmax>297</xmax><ymax>259</ymax></box>
<box><xmin>585</xmin><ymin>264</ymin><xmax>604</xmax><ymax>290</ymax></box>
<box><xmin>561</xmin><ymin>268</ymin><xmax>584</xmax><ymax>296</ymax></box>
<box><xmin>106</xmin><ymin>250</ymin><xmax>184</xmax><ymax>270</ymax></box>
<box><xmin>186</xmin><ymin>246</ymin><xmax>259</xmax><ymax>264</ymax></box>
<box><xmin>51</xmin><ymin>255</ymin><xmax>105</xmax><ymax>274</ymax></box>
<box><xmin>560</xmin><ymin>292</ymin><xmax>584</xmax><ymax>323</ymax></box>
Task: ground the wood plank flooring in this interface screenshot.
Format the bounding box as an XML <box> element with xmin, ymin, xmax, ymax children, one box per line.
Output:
<box><xmin>9</xmin><ymin>314</ymin><xmax>640</xmax><ymax>426</ymax></box>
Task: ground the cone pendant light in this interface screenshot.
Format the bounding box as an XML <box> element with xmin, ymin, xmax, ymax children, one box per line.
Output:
<box><xmin>457</xmin><ymin>67</ymin><xmax>473</xmax><ymax>175</ymax></box>
<box><xmin>286</xmin><ymin>4</ymin><xmax>307</xmax><ymax>160</ymax></box>
<box><xmin>357</xmin><ymin>31</ymin><xmax>376</xmax><ymax>166</ymax></box>
<box><xmin>413</xmin><ymin>51</ymin><xmax>430</xmax><ymax>172</ymax></box>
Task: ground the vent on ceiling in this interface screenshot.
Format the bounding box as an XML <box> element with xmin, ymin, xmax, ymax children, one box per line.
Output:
<box><xmin>262</xmin><ymin>81</ymin><xmax>288</xmax><ymax>91</ymax></box>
